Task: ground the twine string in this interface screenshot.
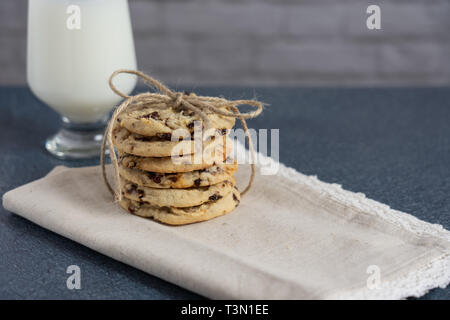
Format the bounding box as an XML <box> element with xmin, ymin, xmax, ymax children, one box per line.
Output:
<box><xmin>101</xmin><ymin>69</ymin><xmax>263</xmax><ymax>201</ymax></box>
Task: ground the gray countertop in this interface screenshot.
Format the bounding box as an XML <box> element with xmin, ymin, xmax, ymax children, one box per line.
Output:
<box><xmin>1</xmin><ymin>87</ymin><xmax>449</xmax><ymax>299</ymax></box>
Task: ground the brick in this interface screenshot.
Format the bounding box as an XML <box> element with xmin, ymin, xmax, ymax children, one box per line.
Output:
<box><xmin>145</xmin><ymin>69</ymin><xmax>202</xmax><ymax>88</ymax></box>
<box><xmin>160</xmin><ymin>2</ymin><xmax>284</xmax><ymax>37</ymax></box>
<box><xmin>257</xmin><ymin>40</ymin><xmax>377</xmax><ymax>74</ymax></box>
<box><xmin>0</xmin><ymin>36</ymin><xmax>26</xmax><ymax>85</ymax></box>
<box><xmin>129</xmin><ymin>0</ymin><xmax>163</xmax><ymax>34</ymax></box>
<box><xmin>160</xmin><ymin>71</ymin><xmax>251</xmax><ymax>87</ymax></box>
<box><xmin>283</xmin><ymin>4</ymin><xmax>345</xmax><ymax>37</ymax></box>
<box><xmin>134</xmin><ymin>35</ymin><xmax>196</xmax><ymax>72</ymax></box>
<box><xmin>377</xmin><ymin>42</ymin><xmax>447</xmax><ymax>75</ymax></box>
<box><xmin>0</xmin><ymin>0</ymin><xmax>27</xmax><ymax>32</ymax></box>
<box><xmin>192</xmin><ymin>37</ymin><xmax>254</xmax><ymax>75</ymax></box>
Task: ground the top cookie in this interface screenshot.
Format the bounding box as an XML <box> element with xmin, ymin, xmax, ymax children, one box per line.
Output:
<box><xmin>119</xmin><ymin>104</ymin><xmax>236</xmax><ymax>137</ymax></box>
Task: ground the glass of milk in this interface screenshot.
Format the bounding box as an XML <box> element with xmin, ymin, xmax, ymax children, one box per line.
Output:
<box><xmin>27</xmin><ymin>0</ymin><xmax>137</xmax><ymax>159</ymax></box>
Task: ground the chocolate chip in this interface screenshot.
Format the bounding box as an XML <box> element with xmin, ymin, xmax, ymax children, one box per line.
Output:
<box><xmin>128</xmin><ymin>206</ymin><xmax>136</xmax><ymax>214</ymax></box>
<box><xmin>147</xmin><ymin>172</ymin><xmax>162</xmax><ymax>184</ymax></box>
<box><xmin>125</xmin><ymin>183</ymin><xmax>145</xmax><ymax>199</ymax></box>
<box><xmin>169</xmin><ymin>176</ymin><xmax>178</xmax><ymax>182</ymax></box>
<box><xmin>157</xmin><ymin>133</ymin><xmax>172</xmax><ymax>141</ymax></box>
<box><xmin>209</xmin><ymin>194</ymin><xmax>222</xmax><ymax>201</ymax></box>
<box><xmin>233</xmin><ymin>193</ymin><xmax>240</xmax><ymax>207</ymax></box>
<box><xmin>134</xmin><ymin>135</ymin><xmax>152</xmax><ymax>142</ymax></box>
<box><xmin>141</xmin><ymin>111</ymin><xmax>160</xmax><ymax>120</ymax></box>
<box><xmin>125</xmin><ymin>184</ymin><xmax>137</xmax><ymax>193</ymax></box>
<box><xmin>194</xmin><ymin>178</ymin><xmax>201</xmax><ymax>187</ymax></box>
<box><xmin>187</xmin><ymin>122</ymin><xmax>195</xmax><ymax>129</ymax></box>
<box><xmin>184</xmin><ymin>91</ymin><xmax>191</xmax><ymax>96</ymax></box>
<box><xmin>150</xmin><ymin>111</ymin><xmax>160</xmax><ymax>120</ymax></box>
<box><xmin>217</xmin><ymin>129</ymin><xmax>227</xmax><ymax>135</ymax></box>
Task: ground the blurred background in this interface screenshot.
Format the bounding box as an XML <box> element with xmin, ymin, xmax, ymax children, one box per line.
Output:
<box><xmin>1</xmin><ymin>0</ymin><xmax>449</xmax><ymax>86</ymax></box>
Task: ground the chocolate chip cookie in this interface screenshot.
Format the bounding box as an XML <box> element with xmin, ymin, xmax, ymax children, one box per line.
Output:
<box><xmin>118</xmin><ymin>162</ymin><xmax>238</xmax><ymax>189</ymax></box>
<box><xmin>120</xmin><ymin>104</ymin><xmax>235</xmax><ymax>137</ymax></box>
<box><xmin>121</xmin><ymin>178</ymin><xmax>234</xmax><ymax>208</ymax></box>
<box><xmin>119</xmin><ymin>139</ymin><xmax>233</xmax><ymax>173</ymax></box>
<box><xmin>119</xmin><ymin>188</ymin><xmax>241</xmax><ymax>225</ymax></box>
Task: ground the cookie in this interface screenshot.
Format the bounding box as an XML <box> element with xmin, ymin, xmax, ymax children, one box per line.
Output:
<box><xmin>118</xmin><ymin>162</ymin><xmax>238</xmax><ymax>189</ymax></box>
<box><xmin>119</xmin><ymin>139</ymin><xmax>233</xmax><ymax>173</ymax></box>
<box><xmin>121</xmin><ymin>178</ymin><xmax>234</xmax><ymax>208</ymax></box>
<box><xmin>119</xmin><ymin>188</ymin><xmax>241</xmax><ymax>225</ymax></box>
<box><xmin>119</xmin><ymin>104</ymin><xmax>235</xmax><ymax>137</ymax></box>
<box><xmin>113</xmin><ymin>126</ymin><xmax>227</xmax><ymax>157</ymax></box>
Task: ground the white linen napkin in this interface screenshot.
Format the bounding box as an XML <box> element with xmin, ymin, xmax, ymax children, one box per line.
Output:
<box><xmin>3</xmin><ymin>145</ymin><xmax>450</xmax><ymax>299</ymax></box>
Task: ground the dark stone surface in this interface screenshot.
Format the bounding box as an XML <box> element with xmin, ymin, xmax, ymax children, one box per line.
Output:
<box><xmin>0</xmin><ymin>87</ymin><xmax>449</xmax><ymax>299</ymax></box>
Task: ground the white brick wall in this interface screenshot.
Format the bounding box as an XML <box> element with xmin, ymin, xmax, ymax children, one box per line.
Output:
<box><xmin>258</xmin><ymin>41</ymin><xmax>378</xmax><ymax>74</ymax></box>
<box><xmin>284</xmin><ymin>4</ymin><xmax>346</xmax><ymax>37</ymax></box>
<box><xmin>1</xmin><ymin>0</ymin><xmax>449</xmax><ymax>86</ymax></box>
<box><xmin>162</xmin><ymin>2</ymin><xmax>285</xmax><ymax>37</ymax></box>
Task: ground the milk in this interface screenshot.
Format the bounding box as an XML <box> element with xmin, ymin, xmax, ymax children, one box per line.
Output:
<box><xmin>27</xmin><ymin>0</ymin><xmax>137</xmax><ymax>123</ymax></box>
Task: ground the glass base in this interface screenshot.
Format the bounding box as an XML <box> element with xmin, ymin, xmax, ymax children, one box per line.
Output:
<box><xmin>45</xmin><ymin>116</ymin><xmax>108</xmax><ymax>160</ymax></box>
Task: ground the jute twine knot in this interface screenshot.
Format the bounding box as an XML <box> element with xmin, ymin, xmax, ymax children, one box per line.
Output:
<box><xmin>173</xmin><ymin>92</ymin><xmax>184</xmax><ymax>108</ymax></box>
<box><xmin>101</xmin><ymin>69</ymin><xmax>263</xmax><ymax>202</ymax></box>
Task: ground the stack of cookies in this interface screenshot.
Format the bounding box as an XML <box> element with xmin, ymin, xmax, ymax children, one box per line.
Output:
<box><xmin>112</xmin><ymin>101</ymin><xmax>240</xmax><ymax>225</ymax></box>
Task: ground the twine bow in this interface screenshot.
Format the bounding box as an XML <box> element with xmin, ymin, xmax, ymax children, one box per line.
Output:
<box><xmin>101</xmin><ymin>69</ymin><xmax>263</xmax><ymax>201</ymax></box>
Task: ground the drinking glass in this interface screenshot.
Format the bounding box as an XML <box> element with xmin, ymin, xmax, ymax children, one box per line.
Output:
<box><xmin>27</xmin><ymin>0</ymin><xmax>137</xmax><ymax>159</ymax></box>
